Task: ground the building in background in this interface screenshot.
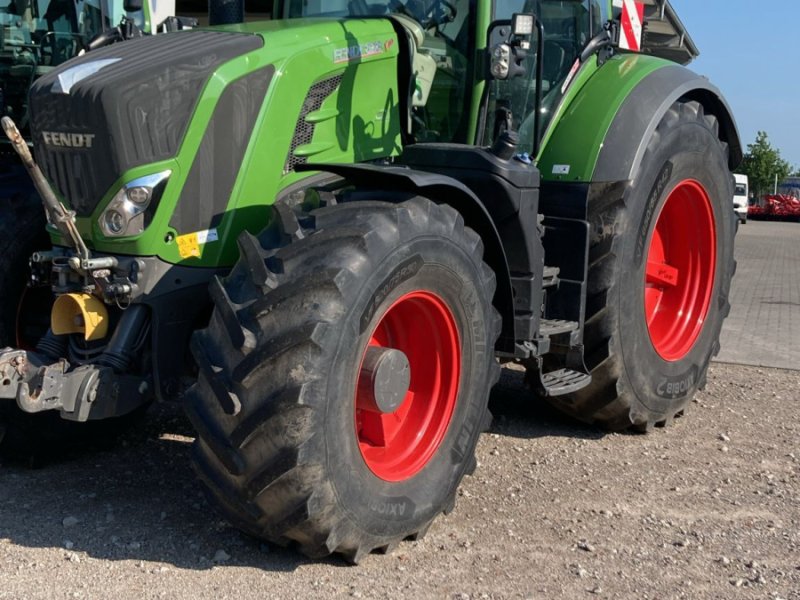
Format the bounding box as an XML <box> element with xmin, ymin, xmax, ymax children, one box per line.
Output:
<box><xmin>779</xmin><ymin>177</ymin><xmax>800</xmax><ymax>199</ymax></box>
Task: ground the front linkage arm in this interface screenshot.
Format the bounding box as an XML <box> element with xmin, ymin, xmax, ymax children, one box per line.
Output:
<box><xmin>2</xmin><ymin>117</ymin><xmax>90</xmax><ymax>262</ymax></box>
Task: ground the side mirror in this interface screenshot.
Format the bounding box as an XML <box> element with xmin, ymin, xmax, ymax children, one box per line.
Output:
<box><xmin>124</xmin><ymin>0</ymin><xmax>143</xmax><ymax>12</ymax></box>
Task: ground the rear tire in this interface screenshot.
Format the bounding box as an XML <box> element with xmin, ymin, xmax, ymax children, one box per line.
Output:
<box><xmin>185</xmin><ymin>196</ymin><xmax>500</xmax><ymax>562</ymax></box>
<box><xmin>545</xmin><ymin>101</ymin><xmax>736</xmax><ymax>431</ymax></box>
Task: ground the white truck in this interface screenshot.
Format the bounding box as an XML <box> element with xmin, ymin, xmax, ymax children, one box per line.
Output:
<box><xmin>734</xmin><ymin>173</ymin><xmax>748</xmax><ymax>224</ymax></box>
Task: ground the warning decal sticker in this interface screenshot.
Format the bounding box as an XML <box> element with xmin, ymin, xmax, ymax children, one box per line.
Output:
<box><xmin>176</xmin><ymin>228</ymin><xmax>219</xmax><ymax>260</ymax></box>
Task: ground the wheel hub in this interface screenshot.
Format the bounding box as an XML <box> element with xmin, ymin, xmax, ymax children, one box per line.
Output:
<box><xmin>644</xmin><ymin>179</ymin><xmax>716</xmax><ymax>361</ymax></box>
<box><xmin>357</xmin><ymin>347</ymin><xmax>411</xmax><ymax>415</ymax></box>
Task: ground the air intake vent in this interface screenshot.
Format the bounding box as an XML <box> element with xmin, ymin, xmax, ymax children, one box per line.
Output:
<box><xmin>283</xmin><ymin>74</ymin><xmax>343</xmax><ymax>175</ymax></box>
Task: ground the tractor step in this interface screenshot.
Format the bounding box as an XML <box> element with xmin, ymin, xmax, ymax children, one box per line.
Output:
<box><xmin>539</xmin><ymin>318</ymin><xmax>579</xmax><ymax>337</ymax></box>
<box><xmin>539</xmin><ymin>368</ymin><xmax>591</xmax><ymax>396</ymax></box>
<box><xmin>542</xmin><ymin>266</ymin><xmax>560</xmax><ymax>288</ymax></box>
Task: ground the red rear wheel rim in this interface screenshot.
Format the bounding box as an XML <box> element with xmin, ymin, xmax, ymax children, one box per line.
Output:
<box><xmin>355</xmin><ymin>291</ymin><xmax>461</xmax><ymax>482</ymax></box>
<box><xmin>644</xmin><ymin>179</ymin><xmax>716</xmax><ymax>361</ymax></box>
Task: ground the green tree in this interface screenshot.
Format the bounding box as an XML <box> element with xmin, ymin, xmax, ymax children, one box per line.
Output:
<box><xmin>740</xmin><ymin>131</ymin><xmax>792</xmax><ymax>198</ymax></box>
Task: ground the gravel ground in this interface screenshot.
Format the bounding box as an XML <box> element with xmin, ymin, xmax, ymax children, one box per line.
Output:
<box><xmin>1</xmin><ymin>362</ymin><xmax>798</xmax><ymax>599</ymax></box>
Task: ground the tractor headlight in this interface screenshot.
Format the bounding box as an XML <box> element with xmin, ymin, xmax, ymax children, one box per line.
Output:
<box><xmin>512</xmin><ymin>13</ymin><xmax>535</xmax><ymax>36</ymax></box>
<box><xmin>98</xmin><ymin>170</ymin><xmax>170</xmax><ymax>238</ymax></box>
<box><xmin>103</xmin><ymin>209</ymin><xmax>127</xmax><ymax>235</ymax></box>
<box><xmin>126</xmin><ymin>186</ymin><xmax>151</xmax><ymax>207</ymax></box>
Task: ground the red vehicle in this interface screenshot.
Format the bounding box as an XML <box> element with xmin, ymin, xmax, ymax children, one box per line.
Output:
<box><xmin>748</xmin><ymin>194</ymin><xmax>800</xmax><ymax>221</ymax></box>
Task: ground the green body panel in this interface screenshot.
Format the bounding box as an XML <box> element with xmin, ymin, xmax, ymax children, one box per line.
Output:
<box><xmin>466</xmin><ymin>0</ymin><xmax>492</xmax><ymax>143</ymax></box>
<box><xmin>142</xmin><ymin>0</ymin><xmax>153</xmax><ymax>34</ymax></box>
<box><xmin>536</xmin><ymin>53</ymin><xmax>673</xmax><ymax>183</ymax></box>
<box><xmin>80</xmin><ymin>18</ymin><xmax>403</xmax><ymax>267</ymax></box>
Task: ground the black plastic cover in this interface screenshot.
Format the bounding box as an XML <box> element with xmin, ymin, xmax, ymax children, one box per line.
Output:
<box><xmin>400</xmin><ymin>143</ymin><xmax>541</xmax><ymax>274</ymax></box>
<box><xmin>401</xmin><ymin>143</ymin><xmax>540</xmax><ymax>191</ymax></box>
<box><xmin>170</xmin><ymin>65</ymin><xmax>274</xmax><ymax>234</ymax></box>
<box><xmin>29</xmin><ymin>31</ymin><xmax>264</xmax><ymax>216</ymax></box>
<box><xmin>399</xmin><ymin>143</ymin><xmax>545</xmax><ymax>343</ymax></box>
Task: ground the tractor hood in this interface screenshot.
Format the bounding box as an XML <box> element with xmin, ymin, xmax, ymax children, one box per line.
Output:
<box><xmin>28</xmin><ymin>18</ymin><xmax>399</xmax><ymax>219</ymax></box>
<box><xmin>28</xmin><ymin>17</ymin><xmax>402</xmax><ymax>266</ymax></box>
<box><xmin>29</xmin><ymin>30</ymin><xmax>264</xmax><ymax>217</ymax></box>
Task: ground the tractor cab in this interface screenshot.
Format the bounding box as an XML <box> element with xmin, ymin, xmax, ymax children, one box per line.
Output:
<box><xmin>483</xmin><ymin>0</ymin><xmax>609</xmax><ymax>155</ymax></box>
<box><xmin>277</xmin><ymin>0</ymin><xmax>610</xmax><ymax>155</ymax></box>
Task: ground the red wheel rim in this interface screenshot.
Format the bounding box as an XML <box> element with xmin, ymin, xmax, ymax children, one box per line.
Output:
<box><xmin>355</xmin><ymin>291</ymin><xmax>461</xmax><ymax>482</ymax></box>
<box><xmin>644</xmin><ymin>179</ymin><xmax>716</xmax><ymax>361</ymax></box>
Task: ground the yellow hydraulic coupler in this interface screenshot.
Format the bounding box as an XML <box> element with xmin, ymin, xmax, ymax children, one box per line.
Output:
<box><xmin>51</xmin><ymin>293</ymin><xmax>109</xmax><ymax>341</ymax></box>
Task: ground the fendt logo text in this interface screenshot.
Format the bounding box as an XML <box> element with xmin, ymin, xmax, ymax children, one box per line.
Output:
<box><xmin>41</xmin><ymin>131</ymin><xmax>96</xmax><ymax>149</ymax></box>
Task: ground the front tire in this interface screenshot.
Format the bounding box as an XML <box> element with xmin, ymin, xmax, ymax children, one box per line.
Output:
<box><xmin>0</xmin><ymin>190</ymin><xmax>53</xmax><ymax>458</ymax></box>
<box><xmin>186</xmin><ymin>196</ymin><xmax>500</xmax><ymax>561</ymax></box>
<box><xmin>546</xmin><ymin>101</ymin><xmax>736</xmax><ymax>431</ymax></box>
<box><xmin>0</xmin><ymin>191</ymin><xmax>50</xmax><ymax>349</ymax></box>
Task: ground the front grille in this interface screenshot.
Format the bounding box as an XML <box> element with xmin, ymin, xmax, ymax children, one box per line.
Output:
<box><xmin>29</xmin><ymin>31</ymin><xmax>263</xmax><ymax>216</ymax></box>
<box><xmin>283</xmin><ymin>74</ymin><xmax>343</xmax><ymax>175</ymax></box>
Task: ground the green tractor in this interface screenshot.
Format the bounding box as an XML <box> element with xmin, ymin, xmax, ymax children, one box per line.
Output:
<box><xmin>1</xmin><ymin>0</ymin><xmax>739</xmax><ymax>561</ymax></box>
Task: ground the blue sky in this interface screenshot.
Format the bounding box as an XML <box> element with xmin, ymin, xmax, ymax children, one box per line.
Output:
<box><xmin>671</xmin><ymin>1</ymin><xmax>800</xmax><ymax>169</ymax></box>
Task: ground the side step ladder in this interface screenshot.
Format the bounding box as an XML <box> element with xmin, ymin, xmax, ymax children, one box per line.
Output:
<box><xmin>539</xmin><ymin>318</ymin><xmax>576</xmax><ymax>337</ymax></box>
<box><xmin>539</xmin><ymin>369</ymin><xmax>591</xmax><ymax>396</ymax></box>
<box><xmin>534</xmin><ymin>318</ymin><xmax>591</xmax><ymax>396</ymax></box>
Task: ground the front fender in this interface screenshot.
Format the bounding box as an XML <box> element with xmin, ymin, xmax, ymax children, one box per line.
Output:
<box><xmin>298</xmin><ymin>162</ymin><xmax>516</xmax><ymax>352</ymax></box>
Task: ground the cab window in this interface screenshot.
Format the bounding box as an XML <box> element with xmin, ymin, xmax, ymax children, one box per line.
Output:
<box><xmin>484</xmin><ymin>0</ymin><xmax>607</xmax><ymax>153</ymax></box>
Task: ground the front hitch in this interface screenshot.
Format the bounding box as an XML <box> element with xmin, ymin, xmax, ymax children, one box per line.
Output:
<box><xmin>0</xmin><ymin>306</ymin><xmax>152</xmax><ymax>422</ymax></box>
<box><xmin>0</xmin><ymin>347</ymin><xmax>149</xmax><ymax>422</ymax></box>
<box><xmin>0</xmin><ymin>120</ymin><xmax>154</xmax><ymax>423</ymax></box>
